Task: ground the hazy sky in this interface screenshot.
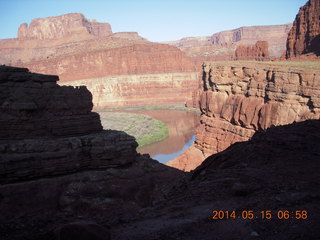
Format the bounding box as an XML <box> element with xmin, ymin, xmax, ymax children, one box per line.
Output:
<box><xmin>0</xmin><ymin>0</ymin><xmax>307</xmax><ymax>42</ymax></box>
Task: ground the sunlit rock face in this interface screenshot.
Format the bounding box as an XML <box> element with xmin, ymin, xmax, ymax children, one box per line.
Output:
<box><xmin>234</xmin><ymin>41</ymin><xmax>269</xmax><ymax>61</ymax></box>
<box><xmin>17</xmin><ymin>13</ymin><xmax>112</xmax><ymax>40</ymax></box>
<box><xmin>166</xmin><ymin>24</ymin><xmax>292</xmax><ymax>62</ymax></box>
<box><xmin>167</xmin><ymin>62</ymin><xmax>320</xmax><ymax>171</ymax></box>
<box><xmin>286</xmin><ymin>0</ymin><xmax>320</xmax><ymax>59</ymax></box>
<box><xmin>0</xmin><ymin>13</ymin><xmax>198</xmax><ymax>108</ymax></box>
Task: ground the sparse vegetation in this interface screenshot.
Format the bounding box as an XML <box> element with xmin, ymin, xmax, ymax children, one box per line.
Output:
<box><xmin>213</xmin><ymin>60</ymin><xmax>320</xmax><ymax>70</ymax></box>
<box><xmin>98</xmin><ymin>112</ymin><xmax>169</xmax><ymax>148</ymax></box>
<box><xmin>264</xmin><ymin>61</ymin><xmax>320</xmax><ymax>69</ymax></box>
<box><xmin>94</xmin><ymin>103</ymin><xmax>200</xmax><ymax>113</ymax></box>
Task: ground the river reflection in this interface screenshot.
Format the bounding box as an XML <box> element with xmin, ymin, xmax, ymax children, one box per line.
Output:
<box><xmin>136</xmin><ymin>110</ymin><xmax>200</xmax><ymax>163</ymax></box>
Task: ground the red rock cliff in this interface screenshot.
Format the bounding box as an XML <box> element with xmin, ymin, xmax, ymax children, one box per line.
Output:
<box><xmin>167</xmin><ymin>24</ymin><xmax>292</xmax><ymax>60</ymax></box>
<box><xmin>24</xmin><ymin>43</ymin><xmax>196</xmax><ymax>80</ymax></box>
<box><xmin>286</xmin><ymin>0</ymin><xmax>320</xmax><ymax>58</ymax></box>
<box><xmin>167</xmin><ymin>62</ymin><xmax>320</xmax><ymax>171</ymax></box>
<box><xmin>234</xmin><ymin>41</ymin><xmax>269</xmax><ymax>60</ymax></box>
<box><xmin>0</xmin><ymin>14</ymin><xmax>198</xmax><ymax>108</ymax></box>
<box><xmin>18</xmin><ymin>13</ymin><xmax>112</xmax><ymax>40</ymax></box>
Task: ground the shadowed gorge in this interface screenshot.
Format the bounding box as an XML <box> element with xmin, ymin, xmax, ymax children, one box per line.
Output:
<box><xmin>1</xmin><ymin>66</ymin><xmax>319</xmax><ymax>240</ymax></box>
<box><xmin>0</xmin><ymin>66</ymin><xmax>183</xmax><ymax>239</ymax></box>
<box><xmin>112</xmin><ymin>120</ymin><xmax>320</xmax><ymax>240</ymax></box>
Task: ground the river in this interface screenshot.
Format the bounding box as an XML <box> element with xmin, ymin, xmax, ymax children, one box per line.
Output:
<box><xmin>135</xmin><ymin>110</ymin><xmax>200</xmax><ymax>164</ymax></box>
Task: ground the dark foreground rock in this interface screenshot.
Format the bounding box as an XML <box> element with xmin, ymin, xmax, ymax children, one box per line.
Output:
<box><xmin>52</xmin><ymin>221</ymin><xmax>111</xmax><ymax>240</ymax></box>
<box><xmin>0</xmin><ymin>66</ymin><xmax>183</xmax><ymax>240</ymax></box>
<box><xmin>112</xmin><ymin>120</ymin><xmax>320</xmax><ymax>240</ymax></box>
<box><xmin>1</xmin><ymin>66</ymin><xmax>319</xmax><ymax>240</ymax></box>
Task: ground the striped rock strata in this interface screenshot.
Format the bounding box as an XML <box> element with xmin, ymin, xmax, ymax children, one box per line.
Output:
<box><xmin>167</xmin><ymin>62</ymin><xmax>320</xmax><ymax>171</ymax></box>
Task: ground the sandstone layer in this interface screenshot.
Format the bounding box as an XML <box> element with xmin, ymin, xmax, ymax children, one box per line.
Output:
<box><xmin>286</xmin><ymin>0</ymin><xmax>320</xmax><ymax>59</ymax></box>
<box><xmin>0</xmin><ymin>13</ymin><xmax>198</xmax><ymax>108</ymax></box>
<box><xmin>62</xmin><ymin>72</ymin><xmax>198</xmax><ymax>107</ymax></box>
<box><xmin>20</xmin><ymin>43</ymin><xmax>196</xmax><ymax>81</ymax></box>
<box><xmin>167</xmin><ymin>62</ymin><xmax>320</xmax><ymax>171</ymax></box>
<box><xmin>167</xmin><ymin>24</ymin><xmax>292</xmax><ymax>60</ymax></box>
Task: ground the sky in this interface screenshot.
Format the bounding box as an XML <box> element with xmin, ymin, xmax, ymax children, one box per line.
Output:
<box><xmin>0</xmin><ymin>0</ymin><xmax>308</xmax><ymax>42</ymax></box>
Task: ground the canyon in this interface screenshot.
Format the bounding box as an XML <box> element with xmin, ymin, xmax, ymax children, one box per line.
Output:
<box><xmin>168</xmin><ymin>0</ymin><xmax>320</xmax><ymax>171</ymax></box>
<box><xmin>167</xmin><ymin>24</ymin><xmax>292</xmax><ymax>62</ymax></box>
<box><xmin>0</xmin><ymin>66</ymin><xmax>183</xmax><ymax>239</ymax></box>
<box><xmin>1</xmin><ymin>0</ymin><xmax>320</xmax><ymax>238</ymax></box>
<box><xmin>0</xmin><ymin>13</ymin><xmax>198</xmax><ymax>108</ymax></box>
<box><xmin>0</xmin><ymin>66</ymin><xmax>319</xmax><ymax>239</ymax></box>
<box><xmin>168</xmin><ymin>61</ymin><xmax>320</xmax><ymax>171</ymax></box>
<box><xmin>0</xmin><ymin>13</ymin><xmax>307</xmax><ymax>110</ymax></box>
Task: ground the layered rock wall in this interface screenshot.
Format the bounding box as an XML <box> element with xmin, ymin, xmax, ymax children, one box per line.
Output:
<box><xmin>286</xmin><ymin>0</ymin><xmax>320</xmax><ymax>58</ymax></box>
<box><xmin>62</xmin><ymin>72</ymin><xmax>198</xmax><ymax>107</ymax></box>
<box><xmin>168</xmin><ymin>24</ymin><xmax>292</xmax><ymax>59</ymax></box>
<box><xmin>234</xmin><ymin>41</ymin><xmax>269</xmax><ymax>60</ymax></box>
<box><xmin>0</xmin><ymin>67</ymin><xmax>101</xmax><ymax>138</ymax></box>
<box><xmin>20</xmin><ymin>43</ymin><xmax>198</xmax><ymax>108</ymax></box>
<box><xmin>23</xmin><ymin>43</ymin><xmax>196</xmax><ymax>81</ymax></box>
<box><xmin>0</xmin><ymin>13</ymin><xmax>198</xmax><ymax>108</ymax></box>
<box><xmin>168</xmin><ymin>62</ymin><xmax>320</xmax><ymax>171</ymax></box>
<box><xmin>0</xmin><ymin>66</ymin><xmax>138</xmax><ymax>183</ymax></box>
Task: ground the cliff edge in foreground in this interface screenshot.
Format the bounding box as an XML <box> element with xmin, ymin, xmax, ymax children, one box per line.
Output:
<box><xmin>113</xmin><ymin>120</ymin><xmax>320</xmax><ymax>240</ymax></box>
<box><xmin>0</xmin><ymin>65</ymin><xmax>137</xmax><ymax>183</ymax></box>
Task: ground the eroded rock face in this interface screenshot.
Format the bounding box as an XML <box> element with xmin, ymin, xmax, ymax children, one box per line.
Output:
<box><xmin>17</xmin><ymin>13</ymin><xmax>112</xmax><ymax>40</ymax></box>
<box><xmin>167</xmin><ymin>24</ymin><xmax>292</xmax><ymax>59</ymax></box>
<box><xmin>286</xmin><ymin>0</ymin><xmax>320</xmax><ymax>58</ymax></box>
<box><xmin>0</xmin><ymin>66</ymin><xmax>138</xmax><ymax>183</ymax></box>
<box><xmin>24</xmin><ymin>43</ymin><xmax>197</xmax><ymax>81</ymax></box>
<box><xmin>62</xmin><ymin>72</ymin><xmax>199</xmax><ymax>107</ymax></box>
<box><xmin>235</xmin><ymin>41</ymin><xmax>269</xmax><ymax>60</ymax></box>
<box><xmin>167</xmin><ymin>62</ymin><xmax>320</xmax><ymax>171</ymax></box>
